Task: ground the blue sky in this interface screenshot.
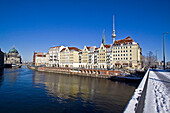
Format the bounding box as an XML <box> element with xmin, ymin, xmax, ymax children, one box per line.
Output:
<box><xmin>0</xmin><ymin>0</ymin><xmax>170</xmax><ymax>61</ymax></box>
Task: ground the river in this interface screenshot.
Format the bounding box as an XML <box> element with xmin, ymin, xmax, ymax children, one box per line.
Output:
<box><xmin>0</xmin><ymin>66</ymin><xmax>138</xmax><ymax>113</ymax></box>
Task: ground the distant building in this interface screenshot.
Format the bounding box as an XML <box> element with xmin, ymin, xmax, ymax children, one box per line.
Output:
<box><xmin>4</xmin><ymin>46</ymin><xmax>22</xmax><ymax>65</ymax></box>
<box><xmin>0</xmin><ymin>48</ymin><xmax>4</xmax><ymax>69</ymax></box>
<box><xmin>33</xmin><ymin>52</ymin><xmax>47</xmax><ymax>66</ymax></box>
<box><xmin>167</xmin><ymin>61</ymin><xmax>170</xmax><ymax>69</ymax></box>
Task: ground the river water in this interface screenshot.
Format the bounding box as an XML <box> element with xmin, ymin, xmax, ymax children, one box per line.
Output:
<box><xmin>0</xmin><ymin>66</ymin><xmax>138</xmax><ymax>113</ymax></box>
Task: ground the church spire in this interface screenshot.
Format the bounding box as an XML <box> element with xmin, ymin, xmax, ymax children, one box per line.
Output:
<box><xmin>13</xmin><ymin>45</ymin><xmax>15</xmax><ymax>48</ymax></box>
<box><xmin>112</xmin><ymin>15</ymin><xmax>116</xmax><ymax>43</ymax></box>
<box><xmin>102</xmin><ymin>29</ymin><xmax>106</xmax><ymax>45</ymax></box>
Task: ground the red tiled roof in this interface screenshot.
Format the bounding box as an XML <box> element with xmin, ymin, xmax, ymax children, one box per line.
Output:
<box><xmin>86</xmin><ymin>47</ymin><xmax>91</xmax><ymax>50</ymax></box>
<box><xmin>114</xmin><ymin>36</ymin><xmax>134</xmax><ymax>45</ymax></box>
<box><xmin>60</xmin><ymin>47</ymin><xmax>81</xmax><ymax>52</ymax></box>
<box><xmin>37</xmin><ymin>55</ymin><xmax>46</xmax><ymax>57</ymax></box>
<box><xmin>95</xmin><ymin>48</ymin><xmax>99</xmax><ymax>50</ymax></box>
<box><xmin>104</xmin><ymin>44</ymin><xmax>112</xmax><ymax>48</ymax></box>
<box><xmin>60</xmin><ymin>48</ymin><xmax>66</xmax><ymax>52</ymax></box>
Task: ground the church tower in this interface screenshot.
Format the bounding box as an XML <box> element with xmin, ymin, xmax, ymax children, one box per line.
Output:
<box><xmin>112</xmin><ymin>16</ymin><xmax>116</xmax><ymax>43</ymax></box>
<box><xmin>102</xmin><ymin>29</ymin><xmax>106</xmax><ymax>45</ymax></box>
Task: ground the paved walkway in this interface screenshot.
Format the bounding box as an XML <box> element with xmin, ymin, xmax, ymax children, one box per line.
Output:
<box><xmin>144</xmin><ymin>69</ymin><xmax>170</xmax><ymax>113</ymax></box>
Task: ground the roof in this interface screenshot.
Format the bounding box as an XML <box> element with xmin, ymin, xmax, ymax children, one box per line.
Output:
<box><xmin>86</xmin><ymin>46</ymin><xmax>95</xmax><ymax>50</ymax></box>
<box><xmin>9</xmin><ymin>46</ymin><xmax>18</xmax><ymax>53</ymax></box>
<box><xmin>50</xmin><ymin>46</ymin><xmax>61</xmax><ymax>49</ymax></box>
<box><xmin>114</xmin><ymin>36</ymin><xmax>134</xmax><ymax>45</ymax></box>
<box><xmin>104</xmin><ymin>44</ymin><xmax>112</xmax><ymax>48</ymax></box>
<box><xmin>60</xmin><ymin>47</ymin><xmax>81</xmax><ymax>52</ymax></box>
<box><xmin>35</xmin><ymin>52</ymin><xmax>46</xmax><ymax>57</ymax></box>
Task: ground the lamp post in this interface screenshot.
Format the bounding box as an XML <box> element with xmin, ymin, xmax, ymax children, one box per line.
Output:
<box><xmin>163</xmin><ymin>32</ymin><xmax>168</xmax><ymax>70</ymax></box>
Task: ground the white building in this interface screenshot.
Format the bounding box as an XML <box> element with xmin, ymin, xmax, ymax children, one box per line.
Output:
<box><xmin>33</xmin><ymin>52</ymin><xmax>47</xmax><ymax>66</ymax></box>
<box><xmin>47</xmin><ymin>46</ymin><xmax>65</xmax><ymax>67</ymax></box>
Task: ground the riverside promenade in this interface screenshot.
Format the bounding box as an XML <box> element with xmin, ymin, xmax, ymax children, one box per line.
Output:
<box><xmin>28</xmin><ymin>66</ymin><xmax>121</xmax><ymax>78</ymax></box>
<box><xmin>124</xmin><ymin>69</ymin><xmax>170</xmax><ymax>113</ymax></box>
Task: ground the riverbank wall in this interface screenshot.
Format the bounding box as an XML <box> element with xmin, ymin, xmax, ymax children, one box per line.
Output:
<box><xmin>28</xmin><ymin>66</ymin><xmax>121</xmax><ymax>79</ymax></box>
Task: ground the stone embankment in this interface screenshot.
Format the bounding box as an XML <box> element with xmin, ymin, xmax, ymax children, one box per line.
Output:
<box><xmin>28</xmin><ymin>66</ymin><xmax>121</xmax><ymax>78</ymax></box>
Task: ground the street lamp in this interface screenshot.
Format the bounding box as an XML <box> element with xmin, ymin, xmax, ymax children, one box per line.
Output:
<box><xmin>163</xmin><ymin>32</ymin><xmax>168</xmax><ymax>70</ymax></box>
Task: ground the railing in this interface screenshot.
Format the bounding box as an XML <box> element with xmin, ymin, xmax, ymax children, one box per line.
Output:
<box><xmin>124</xmin><ymin>68</ymin><xmax>150</xmax><ymax>113</ymax></box>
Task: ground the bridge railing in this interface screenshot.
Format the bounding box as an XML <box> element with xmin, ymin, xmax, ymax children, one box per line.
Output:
<box><xmin>124</xmin><ymin>68</ymin><xmax>150</xmax><ymax>113</ymax></box>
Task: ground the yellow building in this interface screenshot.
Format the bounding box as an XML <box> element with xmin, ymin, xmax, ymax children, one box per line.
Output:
<box><xmin>79</xmin><ymin>46</ymin><xmax>96</xmax><ymax>68</ymax></box>
<box><xmin>112</xmin><ymin>36</ymin><xmax>142</xmax><ymax>69</ymax></box>
<box><xmin>98</xmin><ymin>44</ymin><xmax>112</xmax><ymax>69</ymax></box>
<box><xmin>60</xmin><ymin>47</ymin><xmax>81</xmax><ymax>68</ymax></box>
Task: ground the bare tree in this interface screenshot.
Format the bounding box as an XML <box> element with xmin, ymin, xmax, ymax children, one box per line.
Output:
<box><xmin>142</xmin><ymin>51</ymin><xmax>157</xmax><ymax>70</ymax></box>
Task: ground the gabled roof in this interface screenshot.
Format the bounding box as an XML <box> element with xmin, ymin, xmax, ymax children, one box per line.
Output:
<box><xmin>35</xmin><ymin>52</ymin><xmax>46</xmax><ymax>57</ymax></box>
<box><xmin>86</xmin><ymin>46</ymin><xmax>96</xmax><ymax>51</ymax></box>
<box><xmin>95</xmin><ymin>48</ymin><xmax>99</xmax><ymax>50</ymax></box>
<box><xmin>50</xmin><ymin>46</ymin><xmax>61</xmax><ymax>49</ymax></box>
<box><xmin>60</xmin><ymin>47</ymin><xmax>81</xmax><ymax>52</ymax></box>
<box><xmin>104</xmin><ymin>44</ymin><xmax>112</xmax><ymax>48</ymax></box>
<box><xmin>114</xmin><ymin>36</ymin><xmax>134</xmax><ymax>45</ymax></box>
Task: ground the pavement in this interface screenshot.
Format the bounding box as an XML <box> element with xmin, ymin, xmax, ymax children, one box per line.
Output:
<box><xmin>143</xmin><ymin>69</ymin><xmax>170</xmax><ymax>113</ymax></box>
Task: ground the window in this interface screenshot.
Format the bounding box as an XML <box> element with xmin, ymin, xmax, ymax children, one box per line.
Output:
<box><xmin>130</xmin><ymin>57</ymin><xmax>132</xmax><ymax>60</ymax></box>
<box><xmin>130</xmin><ymin>50</ymin><xmax>132</xmax><ymax>52</ymax></box>
<box><xmin>130</xmin><ymin>46</ymin><xmax>131</xmax><ymax>48</ymax></box>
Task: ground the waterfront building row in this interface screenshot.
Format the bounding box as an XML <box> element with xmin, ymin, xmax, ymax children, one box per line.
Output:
<box><xmin>33</xmin><ymin>36</ymin><xmax>142</xmax><ymax>69</ymax></box>
<box><xmin>33</xmin><ymin>17</ymin><xmax>142</xmax><ymax>69</ymax></box>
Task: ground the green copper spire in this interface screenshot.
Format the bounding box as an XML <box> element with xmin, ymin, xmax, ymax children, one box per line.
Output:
<box><xmin>102</xmin><ymin>29</ymin><xmax>106</xmax><ymax>45</ymax></box>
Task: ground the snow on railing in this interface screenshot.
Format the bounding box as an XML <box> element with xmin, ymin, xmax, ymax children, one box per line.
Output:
<box><xmin>124</xmin><ymin>68</ymin><xmax>150</xmax><ymax>113</ymax></box>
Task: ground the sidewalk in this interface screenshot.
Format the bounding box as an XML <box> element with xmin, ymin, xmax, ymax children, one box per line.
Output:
<box><xmin>144</xmin><ymin>69</ymin><xmax>170</xmax><ymax>113</ymax></box>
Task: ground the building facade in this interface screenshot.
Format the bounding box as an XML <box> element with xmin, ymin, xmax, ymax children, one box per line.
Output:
<box><xmin>47</xmin><ymin>46</ymin><xmax>65</xmax><ymax>67</ymax></box>
<box><xmin>4</xmin><ymin>46</ymin><xmax>22</xmax><ymax>65</ymax></box>
<box><xmin>33</xmin><ymin>52</ymin><xmax>47</xmax><ymax>66</ymax></box>
<box><xmin>60</xmin><ymin>47</ymin><xmax>81</xmax><ymax>68</ymax></box>
<box><xmin>112</xmin><ymin>36</ymin><xmax>142</xmax><ymax>69</ymax></box>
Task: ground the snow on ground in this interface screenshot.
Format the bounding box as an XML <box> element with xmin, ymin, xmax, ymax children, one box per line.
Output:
<box><xmin>144</xmin><ymin>70</ymin><xmax>170</xmax><ymax>113</ymax></box>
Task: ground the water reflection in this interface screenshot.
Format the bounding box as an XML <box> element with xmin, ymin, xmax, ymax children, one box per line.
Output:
<box><xmin>3</xmin><ymin>68</ymin><xmax>20</xmax><ymax>85</ymax></box>
<box><xmin>0</xmin><ymin>69</ymin><xmax>4</xmax><ymax>87</ymax></box>
<box><xmin>33</xmin><ymin>71</ymin><xmax>137</xmax><ymax>112</ymax></box>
